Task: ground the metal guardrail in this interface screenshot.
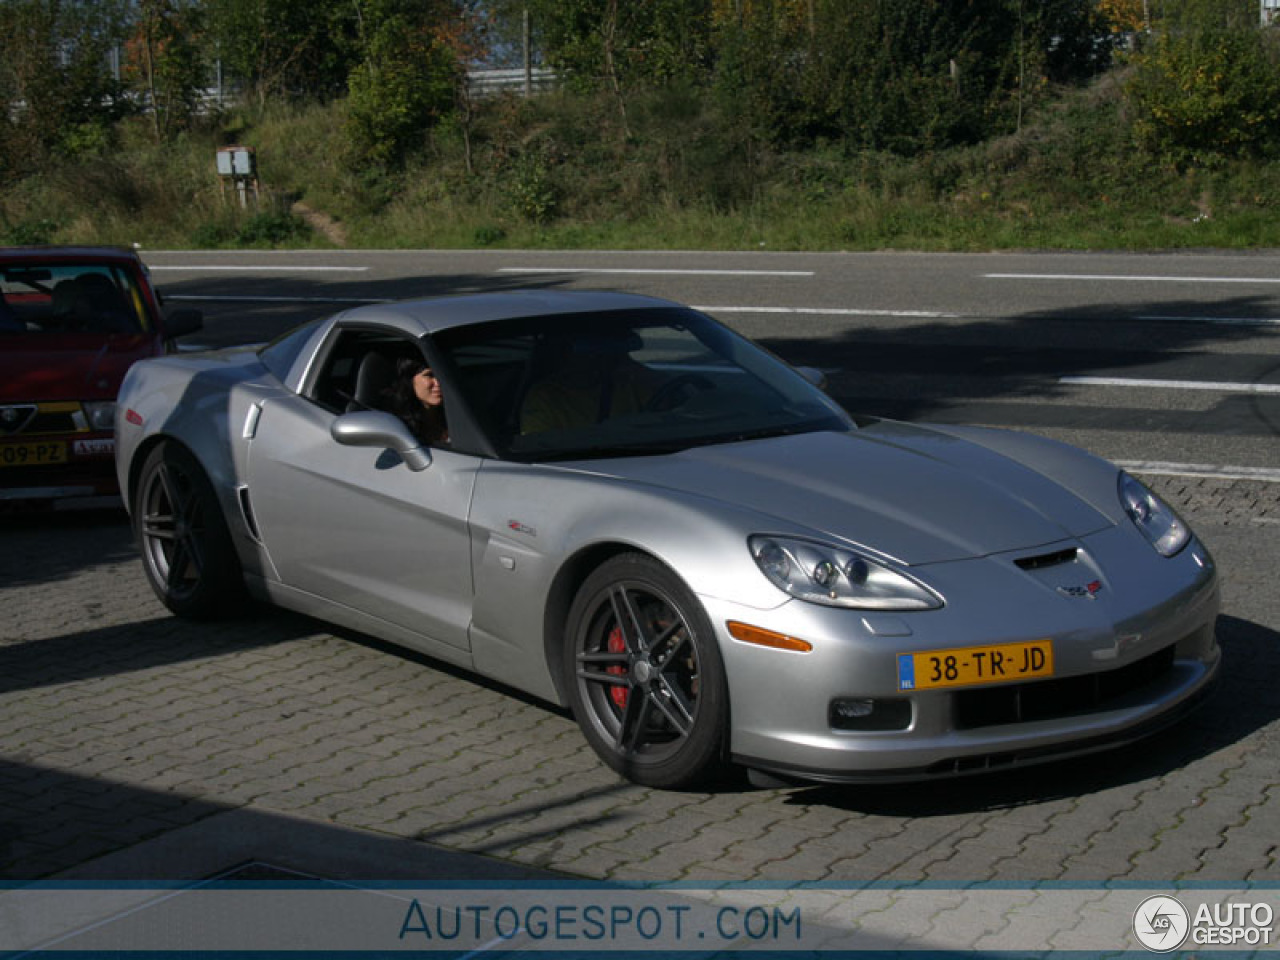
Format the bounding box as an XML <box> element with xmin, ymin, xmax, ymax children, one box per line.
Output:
<box><xmin>466</xmin><ymin>68</ymin><xmax>556</xmax><ymax>98</ymax></box>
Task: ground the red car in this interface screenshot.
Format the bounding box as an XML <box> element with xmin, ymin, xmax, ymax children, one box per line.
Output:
<box><xmin>0</xmin><ymin>246</ymin><xmax>202</xmax><ymax>508</ymax></box>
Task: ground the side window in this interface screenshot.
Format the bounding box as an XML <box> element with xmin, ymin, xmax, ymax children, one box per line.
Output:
<box><xmin>444</xmin><ymin>334</ymin><xmax>540</xmax><ymax>442</ymax></box>
<box><xmin>308</xmin><ymin>328</ymin><xmax>425</xmax><ymax>415</ymax></box>
<box><xmin>259</xmin><ymin>319</ymin><xmax>322</xmax><ymax>382</ymax></box>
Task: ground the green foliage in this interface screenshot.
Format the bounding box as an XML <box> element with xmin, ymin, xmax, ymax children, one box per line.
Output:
<box><xmin>2</xmin><ymin>217</ymin><xmax>60</xmax><ymax>245</ymax></box>
<box><xmin>58</xmin><ymin>121</ymin><xmax>117</xmax><ymax>160</ymax></box>
<box><xmin>344</xmin><ymin>0</ymin><xmax>460</xmax><ymax>167</ymax></box>
<box><xmin>505</xmin><ymin>151</ymin><xmax>559</xmax><ymax>222</ymax></box>
<box><xmin>1128</xmin><ymin>27</ymin><xmax>1280</xmax><ymax>166</ymax></box>
<box><xmin>472</xmin><ymin>224</ymin><xmax>507</xmax><ymax>246</ymax></box>
<box><xmin>0</xmin><ymin>0</ymin><xmax>132</xmax><ymax>180</ymax></box>
<box><xmin>526</xmin><ymin>0</ymin><xmax>713</xmax><ymax>92</ymax></box>
<box><xmin>710</xmin><ymin>0</ymin><xmax>1114</xmax><ymax>155</ymax></box>
<box><xmin>233</xmin><ymin>209</ymin><xmax>309</xmax><ymax>246</ymax></box>
<box><xmin>203</xmin><ymin>0</ymin><xmax>359</xmax><ymax>104</ymax></box>
<box><xmin>4</xmin><ymin>3</ymin><xmax>1280</xmax><ymax>255</ymax></box>
<box><xmin>128</xmin><ymin>0</ymin><xmax>207</xmax><ymax>140</ymax></box>
<box><xmin>188</xmin><ymin>220</ymin><xmax>232</xmax><ymax>247</ymax></box>
<box><xmin>188</xmin><ymin>204</ymin><xmax>312</xmax><ymax>248</ymax></box>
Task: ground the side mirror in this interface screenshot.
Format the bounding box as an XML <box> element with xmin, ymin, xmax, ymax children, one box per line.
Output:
<box><xmin>796</xmin><ymin>365</ymin><xmax>828</xmax><ymax>390</ymax></box>
<box><xmin>331</xmin><ymin>410</ymin><xmax>432</xmax><ymax>472</ymax></box>
<box><xmin>164</xmin><ymin>308</ymin><xmax>203</xmax><ymax>339</ymax></box>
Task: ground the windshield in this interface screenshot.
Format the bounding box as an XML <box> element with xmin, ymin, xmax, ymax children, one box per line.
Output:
<box><xmin>0</xmin><ymin>262</ymin><xmax>151</xmax><ymax>336</ymax></box>
<box><xmin>435</xmin><ymin>307</ymin><xmax>852</xmax><ymax>461</ymax></box>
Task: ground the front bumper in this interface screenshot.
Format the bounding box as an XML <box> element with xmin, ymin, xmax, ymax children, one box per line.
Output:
<box><xmin>707</xmin><ymin>526</ymin><xmax>1221</xmax><ymax>782</ymax></box>
<box><xmin>0</xmin><ymin>433</ymin><xmax>119</xmax><ymax>505</ymax></box>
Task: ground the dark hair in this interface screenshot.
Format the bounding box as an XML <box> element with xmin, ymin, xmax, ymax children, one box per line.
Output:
<box><xmin>385</xmin><ymin>355</ymin><xmax>448</xmax><ymax>446</ymax></box>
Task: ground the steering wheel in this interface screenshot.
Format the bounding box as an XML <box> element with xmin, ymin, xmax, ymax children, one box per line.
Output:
<box><xmin>644</xmin><ymin>373</ymin><xmax>715</xmax><ymax>412</ymax></box>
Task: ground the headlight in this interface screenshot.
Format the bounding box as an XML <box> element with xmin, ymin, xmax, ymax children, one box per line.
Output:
<box><xmin>82</xmin><ymin>401</ymin><xmax>116</xmax><ymax>432</ymax></box>
<box><xmin>1118</xmin><ymin>471</ymin><xmax>1190</xmax><ymax>557</ymax></box>
<box><xmin>749</xmin><ymin>535</ymin><xmax>943</xmax><ymax>610</ymax></box>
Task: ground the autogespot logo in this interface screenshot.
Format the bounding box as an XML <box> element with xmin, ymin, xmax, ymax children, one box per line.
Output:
<box><xmin>1133</xmin><ymin>895</ymin><xmax>1190</xmax><ymax>952</ymax></box>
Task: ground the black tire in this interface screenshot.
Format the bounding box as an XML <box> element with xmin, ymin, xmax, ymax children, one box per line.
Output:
<box><xmin>565</xmin><ymin>553</ymin><xmax>728</xmax><ymax>789</ymax></box>
<box><xmin>134</xmin><ymin>441</ymin><xmax>244</xmax><ymax>619</ymax></box>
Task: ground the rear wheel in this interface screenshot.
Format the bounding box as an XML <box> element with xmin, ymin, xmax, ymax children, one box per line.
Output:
<box><xmin>566</xmin><ymin>553</ymin><xmax>727</xmax><ymax>789</ymax></box>
<box><xmin>134</xmin><ymin>442</ymin><xmax>243</xmax><ymax>619</ymax></box>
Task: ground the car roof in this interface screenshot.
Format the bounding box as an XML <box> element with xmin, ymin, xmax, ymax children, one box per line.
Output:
<box><xmin>330</xmin><ymin>290</ymin><xmax>685</xmax><ymax>337</ymax></box>
<box><xmin>0</xmin><ymin>245</ymin><xmax>143</xmax><ymax>265</ymax></box>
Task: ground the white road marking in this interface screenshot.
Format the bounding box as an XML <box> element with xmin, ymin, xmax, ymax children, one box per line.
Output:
<box><xmin>150</xmin><ymin>265</ymin><xmax>369</xmax><ymax>272</ymax></box>
<box><xmin>160</xmin><ymin>294</ymin><xmax>954</xmax><ymax>318</ymax></box>
<box><xmin>164</xmin><ymin>294</ymin><xmax>390</xmax><ymax>303</ymax></box>
<box><xmin>1116</xmin><ymin>461</ymin><xmax>1280</xmax><ymax>483</ymax></box>
<box><xmin>695</xmin><ymin>305</ymin><xmax>959</xmax><ymax>318</ymax></box>
<box><xmin>1060</xmin><ymin>375</ymin><xmax>1280</xmax><ymax>395</ymax></box>
<box><xmin>498</xmin><ymin>267</ymin><xmax>814</xmax><ymax>277</ymax></box>
<box><xmin>1137</xmin><ymin>315</ymin><xmax>1280</xmax><ymax>327</ymax></box>
<box><xmin>985</xmin><ymin>273</ymin><xmax>1280</xmax><ymax>284</ymax></box>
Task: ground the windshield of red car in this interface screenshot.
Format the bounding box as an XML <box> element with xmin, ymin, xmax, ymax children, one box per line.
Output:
<box><xmin>0</xmin><ymin>263</ymin><xmax>151</xmax><ymax>336</ymax></box>
<box><xmin>435</xmin><ymin>307</ymin><xmax>852</xmax><ymax>461</ymax></box>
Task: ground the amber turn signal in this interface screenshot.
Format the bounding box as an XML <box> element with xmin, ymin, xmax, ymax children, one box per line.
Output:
<box><xmin>727</xmin><ymin>621</ymin><xmax>813</xmax><ymax>653</ymax></box>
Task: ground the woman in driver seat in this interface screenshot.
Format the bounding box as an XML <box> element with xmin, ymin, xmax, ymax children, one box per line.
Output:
<box><xmin>386</xmin><ymin>356</ymin><xmax>450</xmax><ymax>446</ymax></box>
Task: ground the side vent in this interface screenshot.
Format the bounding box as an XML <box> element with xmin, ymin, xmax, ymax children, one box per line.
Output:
<box><xmin>243</xmin><ymin>402</ymin><xmax>263</xmax><ymax>439</ymax></box>
<box><xmin>236</xmin><ymin>484</ymin><xmax>262</xmax><ymax>543</ymax></box>
<box><xmin>1015</xmin><ymin>547</ymin><xmax>1078</xmax><ymax>571</ymax></box>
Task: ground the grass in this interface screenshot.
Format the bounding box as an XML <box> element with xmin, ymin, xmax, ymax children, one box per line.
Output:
<box><xmin>2</xmin><ymin>73</ymin><xmax>1278</xmax><ymax>252</ymax></box>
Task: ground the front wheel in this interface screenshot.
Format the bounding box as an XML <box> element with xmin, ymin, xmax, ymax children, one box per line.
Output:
<box><xmin>565</xmin><ymin>553</ymin><xmax>728</xmax><ymax>789</ymax></box>
<box><xmin>134</xmin><ymin>441</ymin><xmax>244</xmax><ymax>619</ymax></box>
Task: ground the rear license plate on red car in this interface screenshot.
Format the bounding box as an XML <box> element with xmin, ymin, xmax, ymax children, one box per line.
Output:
<box><xmin>0</xmin><ymin>441</ymin><xmax>67</xmax><ymax>467</ymax></box>
<box><xmin>897</xmin><ymin>639</ymin><xmax>1054</xmax><ymax>691</ymax></box>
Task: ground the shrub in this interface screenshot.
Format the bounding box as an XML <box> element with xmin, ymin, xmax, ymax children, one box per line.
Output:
<box><xmin>505</xmin><ymin>152</ymin><xmax>558</xmax><ymax>223</ymax></box>
<box><xmin>234</xmin><ymin>211</ymin><xmax>310</xmax><ymax>247</ymax></box>
<box><xmin>472</xmin><ymin>224</ymin><xmax>506</xmax><ymax>246</ymax></box>
<box><xmin>2</xmin><ymin>217</ymin><xmax>60</xmax><ymax>245</ymax></box>
<box><xmin>1128</xmin><ymin>28</ymin><xmax>1280</xmax><ymax>166</ymax></box>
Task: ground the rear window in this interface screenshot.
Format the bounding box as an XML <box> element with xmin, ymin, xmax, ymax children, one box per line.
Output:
<box><xmin>0</xmin><ymin>262</ymin><xmax>152</xmax><ymax>335</ymax></box>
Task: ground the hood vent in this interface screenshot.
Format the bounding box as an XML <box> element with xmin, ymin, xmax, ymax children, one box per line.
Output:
<box><xmin>1014</xmin><ymin>547</ymin><xmax>1078</xmax><ymax>571</ymax></box>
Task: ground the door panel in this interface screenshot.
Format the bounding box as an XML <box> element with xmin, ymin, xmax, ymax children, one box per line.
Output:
<box><xmin>246</xmin><ymin>395</ymin><xmax>477</xmax><ymax>650</ymax></box>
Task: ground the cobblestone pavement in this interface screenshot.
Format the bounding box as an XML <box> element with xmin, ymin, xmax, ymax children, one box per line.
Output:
<box><xmin>1</xmin><ymin>475</ymin><xmax>1277</xmax><ymax>885</ymax></box>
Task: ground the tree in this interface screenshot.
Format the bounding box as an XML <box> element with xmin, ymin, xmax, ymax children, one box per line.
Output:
<box><xmin>344</xmin><ymin>0</ymin><xmax>465</xmax><ymax>167</ymax></box>
<box><xmin>202</xmin><ymin>0</ymin><xmax>358</xmax><ymax>106</ymax></box>
<box><xmin>1128</xmin><ymin>24</ymin><xmax>1280</xmax><ymax>165</ymax></box>
<box><xmin>522</xmin><ymin>0</ymin><xmax>713</xmax><ymax>132</ymax></box>
<box><xmin>711</xmin><ymin>0</ymin><xmax>1113</xmax><ymax>153</ymax></box>
<box><xmin>126</xmin><ymin>0</ymin><xmax>206</xmax><ymax>140</ymax></box>
<box><xmin>0</xmin><ymin>0</ymin><xmax>130</xmax><ymax>180</ymax></box>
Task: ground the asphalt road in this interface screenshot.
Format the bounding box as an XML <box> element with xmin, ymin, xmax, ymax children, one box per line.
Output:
<box><xmin>2</xmin><ymin>250</ymin><xmax>1278</xmax><ymax>933</ymax></box>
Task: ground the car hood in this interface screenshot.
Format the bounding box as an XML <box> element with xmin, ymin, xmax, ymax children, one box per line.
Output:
<box><xmin>583</xmin><ymin>423</ymin><xmax>1116</xmax><ymax>565</ymax></box>
<box><xmin>0</xmin><ymin>334</ymin><xmax>157</xmax><ymax>402</ymax></box>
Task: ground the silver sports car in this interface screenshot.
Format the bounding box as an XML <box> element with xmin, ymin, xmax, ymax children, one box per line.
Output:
<box><xmin>115</xmin><ymin>291</ymin><xmax>1220</xmax><ymax>789</ymax></box>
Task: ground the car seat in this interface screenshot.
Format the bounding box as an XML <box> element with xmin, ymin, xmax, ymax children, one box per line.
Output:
<box><xmin>347</xmin><ymin>351</ymin><xmax>395</xmax><ymax>413</ymax></box>
<box><xmin>50</xmin><ymin>279</ymin><xmax>82</xmax><ymax>327</ymax></box>
<box><xmin>73</xmin><ymin>272</ymin><xmax>135</xmax><ymax>333</ymax></box>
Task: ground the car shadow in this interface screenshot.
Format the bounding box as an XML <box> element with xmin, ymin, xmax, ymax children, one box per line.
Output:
<box><xmin>757</xmin><ymin>293</ymin><xmax>1279</xmax><ymax>431</ymax></box>
<box><xmin>154</xmin><ymin>270</ymin><xmax>573</xmax><ymax>348</ymax></box>
<box><xmin>0</xmin><ymin>507</ymin><xmax>132</xmax><ymax>589</ymax></box>
<box><xmin>0</xmin><ymin>603</ymin><xmax>315</xmax><ymax>696</ymax></box>
<box><xmin>784</xmin><ymin>612</ymin><xmax>1277</xmax><ymax>816</ymax></box>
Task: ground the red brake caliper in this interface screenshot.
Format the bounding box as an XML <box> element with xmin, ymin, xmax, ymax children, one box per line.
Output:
<box><xmin>607</xmin><ymin>626</ymin><xmax>628</xmax><ymax>709</ymax></box>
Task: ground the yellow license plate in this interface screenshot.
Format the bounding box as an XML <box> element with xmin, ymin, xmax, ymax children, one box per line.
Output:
<box><xmin>897</xmin><ymin>639</ymin><xmax>1054</xmax><ymax>691</ymax></box>
<box><xmin>0</xmin><ymin>441</ymin><xmax>67</xmax><ymax>467</ymax></box>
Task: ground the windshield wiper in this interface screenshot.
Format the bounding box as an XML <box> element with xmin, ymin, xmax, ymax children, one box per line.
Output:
<box><xmin>534</xmin><ymin>441</ymin><xmax>694</xmax><ymax>462</ymax></box>
<box><xmin>726</xmin><ymin>425</ymin><xmax>805</xmax><ymax>443</ymax></box>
